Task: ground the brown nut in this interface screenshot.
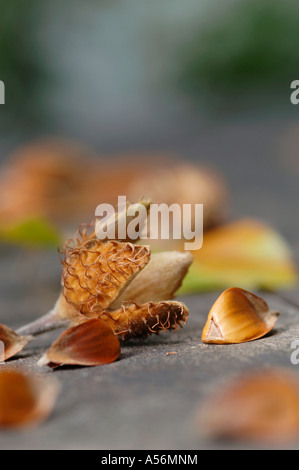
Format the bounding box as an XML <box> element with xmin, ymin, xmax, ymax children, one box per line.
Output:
<box><xmin>0</xmin><ymin>324</ymin><xmax>32</xmax><ymax>360</ymax></box>
<box><xmin>0</xmin><ymin>370</ymin><xmax>59</xmax><ymax>429</ymax></box>
<box><xmin>202</xmin><ymin>287</ymin><xmax>279</xmax><ymax>344</ymax></box>
<box><xmin>198</xmin><ymin>369</ymin><xmax>299</xmax><ymax>444</ymax></box>
<box><xmin>38</xmin><ymin>319</ymin><xmax>121</xmax><ymax>368</ymax></box>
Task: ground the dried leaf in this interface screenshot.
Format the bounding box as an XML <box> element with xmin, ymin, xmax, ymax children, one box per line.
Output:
<box><xmin>0</xmin><ymin>370</ymin><xmax>59</xmax><ymax>429</ymax></box>
<box><xmin>202</xmin><ymin>288</ymin><xmax>279</xmax><ymax>344</ymax></box>
<box><xmin>199</xmin><ymin>369</ymin><xmax>299</xmax><ymax>444</ymax></box>
<box><xmin>100</xmin><ymin>301</ymin><xmax>189</xmax><ymax>340</ymax></box>
<box><xmin>112</xmin><ymin>251</ymin><xmax>193</xmax><ymax>307</ymax></box>
<box><xmin>180</xmin><ymin>219</ymin><xmax>297</xmax><ymax>293</ymax></box>
<box><xmin>38</xmin><ymin>319</ymin><xmax>121</xmax><ymax>368</ymax></box>
<box><xmin>0</xmin><ymin>324</ymin><xmax>32</xmax><ymax>360</ymax></box>
<box><xmin>62</xmin><ymin>240</ymin><xmax>151</xmax><ymax>316</ymax></box>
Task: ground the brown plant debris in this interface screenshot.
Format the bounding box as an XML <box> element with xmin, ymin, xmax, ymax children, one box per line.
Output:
<box><xmin>99</xmin><ymin>301</ymin><xmax>189</xmax><ymax>340</ymax></box>
<box><xmin>61</xmin><ymin>240</ymin><xmax>151</xmax><ymax>316</ymax></box>
<box><xmin>0</xmin><ymin>370</ymin><xmax>59</xmax><ymax>429</ymax></box>
<box><xmin>198</xmin><ymin>369</ymin><xmax>299</xmax><ymax>444</ymax></box>
<box><xmin>0</xmin><ymin>324</ymin><xmax>32</xmax><ymax>360</ymax></box>
<box><xmin>38</xmin><ymin>319</ymin><xmax>121</xmax><ymax>368</ymax></box>
<box><xmin>202</xmin><ymin>287</ymin><xmax>279</xmax><ymax>344</ymax></box>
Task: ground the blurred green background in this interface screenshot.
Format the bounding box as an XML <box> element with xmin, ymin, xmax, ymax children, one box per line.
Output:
<box><xmin>1</xmin><ymin>0</ymin><xmax>299</xmax><ymax>142</ymax></box>
<box><xmin>0</xmin><ymin>0</ymin><xmax>298</xmax><ymax>243</ymax></box>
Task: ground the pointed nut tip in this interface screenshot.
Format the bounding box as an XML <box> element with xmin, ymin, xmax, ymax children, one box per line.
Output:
<box><xmin>37</xmin><ymin>354</ymin><xmax>49</xmax><ymax>368</ymax></box>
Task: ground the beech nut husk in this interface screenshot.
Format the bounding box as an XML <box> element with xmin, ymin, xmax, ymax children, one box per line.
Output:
<box><xmin>202</xmin><ymin>287</ymin><xmax>279</xmax><ymax>344</ymax></box>
<box><xmin>99</xmin><ymin>300</ymin><xmax>189</xmax><ymax>340</ymax></box>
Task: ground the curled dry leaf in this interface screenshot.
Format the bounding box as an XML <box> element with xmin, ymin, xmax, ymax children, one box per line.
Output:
<box><xmin>112</xmin><ymin>251</ymin><xmax>193</xmax><ymax>307</ymax></box>
<box><xmin>0</xmin><ymin>370</ymin><xmax>59</xmax><ymax>429</ymax></box>
<box><xmin>62</xmin><ymin>240</ymin><xmax>151</xmax><ymax>316</ymax></box>
<box><xmin>0</xmin><ymin>324</ymin><xmax>32</xmax><ymax>360</ymax></box>
<box><xmin>100</xmin><ymin>301</ymin><xmax>189</xmax><ymax>340</ymax></box>
<box><xmin>202</xmin><ymin>287</ymin><xmax>279</xmax><ymax>344</ymax></box>
<box><xmin>38</xmin><ymin>319</ymin><xmax>121</xmax><ymax>368</ymax></box>
<box><xmin>198</xmin><ymin>369</ymin><xmax>299</xmax><ymax>444</ymax></box>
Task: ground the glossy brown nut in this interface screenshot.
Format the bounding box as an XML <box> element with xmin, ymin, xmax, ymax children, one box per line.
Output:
<box><xmin>0</xmin><ymin>323</ymin><xmax>32</xmax><ymax>360</ymax></box>
<box><xmin>38</xmin><ymin>318</ymin><xmax>121</xmax><ymax>368</ymax></box>
<box><xmin>0</xmin><ymin>370</ymin><xmax>59</xmax><ymax>429</ymax></box>
<box><xmin>202</xmin><ymin>287</ymin><xmax>279</xmax><ymax>344</ymax></box>
<box><xmin>199</xmin><ymin>369</ymin><xmax>299</xmax><ymax>444</ymax></box>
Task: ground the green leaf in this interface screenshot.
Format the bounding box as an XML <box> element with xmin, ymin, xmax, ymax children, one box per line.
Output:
<box><xmin>0</xmin><ymin>217</ymin><xmax>62</xmax><ymax>248</ymax></box>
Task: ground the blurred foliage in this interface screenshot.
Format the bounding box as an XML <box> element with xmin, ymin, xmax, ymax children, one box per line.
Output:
<box><xmin>179</xmin><ymin>0</ymin><xmax>299</xmax><ymax>105</ymax></box>
<box><xmin>0</xmin><ymin>217</ymin><xmax>62</xmax><ymax>248</ymax></box>
<box><xmin>179</xmin><ymin>219</ymin><xmax>298</xmax><ymax>293</ymax></box>
<box><xmin>0</xmin><ymin>0</ymin><xmax>47</xmax><ymax>127</ymax></box>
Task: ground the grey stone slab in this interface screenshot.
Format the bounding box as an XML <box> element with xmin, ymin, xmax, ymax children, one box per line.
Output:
<box><xmin>1</xmin><ymin>292</ymin><xmax>299</xmax><ymax>450</ymax></box>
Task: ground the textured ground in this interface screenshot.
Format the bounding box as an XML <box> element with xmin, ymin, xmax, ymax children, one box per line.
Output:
<box><xmin>0</xmin><ymin>248</ymin><xmax>299</xmax><ymax>450</ymax></box>
<box><xmin>0</xmin><ymin>115</ymin><xmax>299</xmax><ymax>450</ymax></box>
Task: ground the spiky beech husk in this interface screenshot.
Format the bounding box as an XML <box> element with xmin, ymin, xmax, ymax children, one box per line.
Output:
<box><xmin>61</xmin><ymin>239</ymin><xmax>151</xmax><ymax>316</ymax></box>
<box><xmin>98</xmin><ymin>301</ymin><xmax>189</xmax><ymax>340</ymax></box>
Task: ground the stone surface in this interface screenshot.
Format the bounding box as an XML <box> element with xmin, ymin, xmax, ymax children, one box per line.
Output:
<box><xmin>1</xmin><ymin>289</ymin><xmax>299</xmax><ymax>450</ymax></box>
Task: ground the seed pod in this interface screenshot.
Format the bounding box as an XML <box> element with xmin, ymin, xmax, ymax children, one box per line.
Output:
<box><xmin>67</xmin><ymin>199</ymin><xmax>151</xmax><ymax>248</ymax></box>
<box><xmin>100</xmin><ymin>301</ymin><xmax>189</xmax><ymax>340</ymax></box>
<box><xmin>198</xmin><ymin>369</ymin><xmax>299</xmax><ymax>444</ymax></box>
<box><xmin>0</xmin><ymin>324</ymin><xmax>32</xmax><ymax>360</ymax></box>
<box><xmin>62</xmin><ymin>240</ymin><xmax>151</xmax><ymax>316</ymax></box>
<box><xmin>112</xmin><ymin>251</ymin><xmax>193</xmax><ymax>307</ymax></box>
<box><xmin>0</xmin><ymin>370</ymin><xmax>59</xmax><ymax>429</ymax></box>
<box><xmin>202</xmin><ymin>287</ymin><xmax>279</xmax><ymax>344</ymax></box>
<box><xmin>38</xmin><ymin>319</ymin><xmax>121</xmax><ymax>368</ymax></box>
